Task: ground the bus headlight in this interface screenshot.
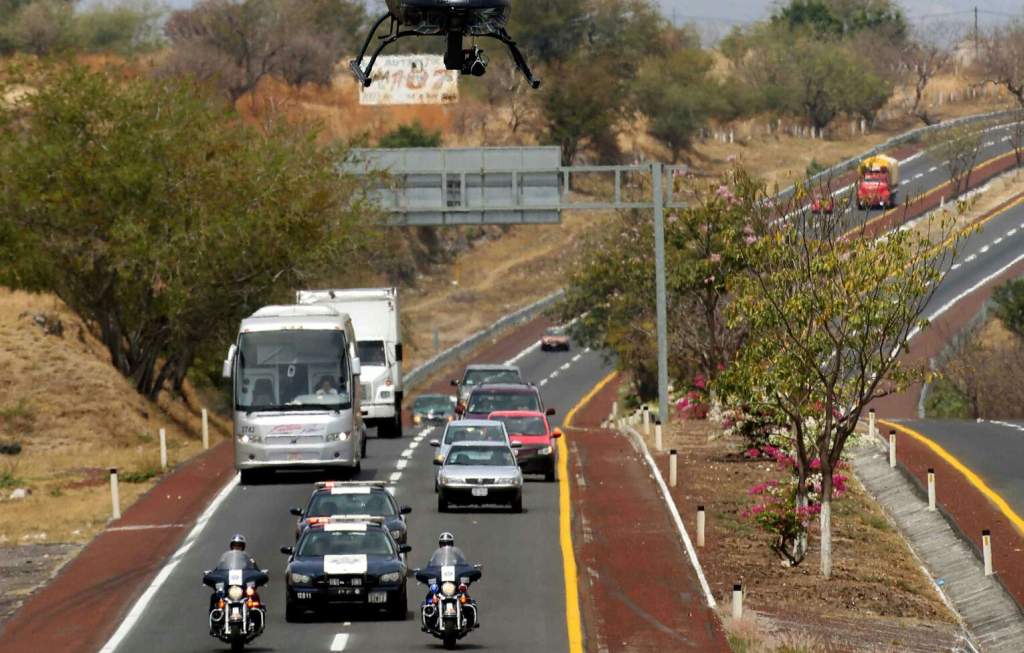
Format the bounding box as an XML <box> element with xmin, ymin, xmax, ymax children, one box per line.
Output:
<box><xmin>326</xmin><ymin>432</ymin><xmax>349</xmax><ymax>442</ymax></box>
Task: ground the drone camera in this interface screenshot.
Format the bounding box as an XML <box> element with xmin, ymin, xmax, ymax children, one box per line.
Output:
<box><xmin>462</xmin><ymin>47</ymin><xmax>488</xmax><ymax>77</ymax></box>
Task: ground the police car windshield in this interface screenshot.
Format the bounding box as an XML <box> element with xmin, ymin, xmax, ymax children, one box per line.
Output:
<box><xmin>308</xmin><ymin>491</ymin><xmax>395</xmax><ymax>517</ymax></box>
<box><xmin>443</xmin><ymin>424</ymin><xmax>506</xmax><ymax>445</ymax></box>
<box><xmin>463</xmin><ymin>369</ymin><xmax>518</xmax><ymax>386</ymax></box>
<box><xmin>445</xmin><ymin>446</ymin><xmax>516</xmax><ymax>467</ymax></box>
<box><xmin>467</xmin><ymin>390</ymin><xmax>539</xmax><ymax>414</ymax></box>
<box><xmin>298</xmin><ymin>530</ymin><xmax>394</xmax><ymax>557</ymax></box>
<box><xmin>492</xmin><ymin>415</ymin><xmax>546</xmax><ymax>435</ymax></box>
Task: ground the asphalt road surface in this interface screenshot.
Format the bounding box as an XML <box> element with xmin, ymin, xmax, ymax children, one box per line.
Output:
<box><xmin>107</xmin><ymin>340</ymin><xmax>612</xmax><ymax>653</ymax></box>
<box><xmin>902</xmin><ymin>419</ymin><xmax>1024</xmax><ymax>519</ymax></box>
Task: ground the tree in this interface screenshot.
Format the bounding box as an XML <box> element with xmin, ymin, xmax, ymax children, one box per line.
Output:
<box><xmin>162</xmin><ymin>0</ymin><xmax>366</xmax><ymax>102</ymax></box>
<box><xmin>979</xmin><ymin>22</ymin><xmax>1024</xmax><ymax>112</ymax></box>
<box><xmin>377</xmin><ymin>121</ymin><xmax>442</xmax><ymax>148</ymax></box>
<box><xmin>0</xmin><ymin>64</ymin><xmax>379</xmax><ymax>399</ymax></box>
<box><xmin>773</xmin><ymin>0</ymin><xmax>907</xmax><ymax>41</ymax></box>
<box><xmin>506</xmin><ymin>0</ymin><xmax>587</xmax><ymax>64</ymax></box>
<box><xmin>903</xmin><ymin>35</ymin><xmax>953</xmax><ymax>126</ymax></box>
<box><xmin>540</xmin><ymin>54</ymin><xmax>627</xmax><ymax>164</ymax></box>
<box><xmin>928</xmin><ymin>125</ymin><xmax>983</xmax><ymax>198</ymax></box>
<box><xmin>723</xmin><ymin>182</ymin><xmax>961</xmax><ymax>578</ymax></box>
<box><xmin>634</xmin><ymin>47</ymin><xmax>720</xmax><ymax>162</ymax></box>
<box><xmin>2</xmin><ymin>0</ymin><xmax>75</xmax><ymax>55</ymax></box>
<box><xmin>73</xmin><ymin>0</ymin><xmax>164</xmax><ymax>54</ymax></box>
<box><xmin>993</xmin><ymin>279</ymin><xmax>1024</xmax><ymax>340</ymax></box>
<box><xmin>558</xmin><ymin>168</ymin><xmax>759</xmax><ymax>399</ymax></box>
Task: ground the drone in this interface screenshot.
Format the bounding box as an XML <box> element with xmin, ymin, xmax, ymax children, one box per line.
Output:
<box><xmin>350</xmin><ymin>0</ymin><xmax>541</xmax><ymax>89</ymax></box>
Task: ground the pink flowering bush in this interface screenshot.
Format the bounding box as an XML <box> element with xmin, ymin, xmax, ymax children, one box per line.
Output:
<box><xmin>676</xmin><ymin>374</ymin><xmax>710</xmax><ymax>419</ymax></box>
<box><xmin>741</xmin><ymin>445</ymin><xmax>849</xmax><ymax>566</ymax></box>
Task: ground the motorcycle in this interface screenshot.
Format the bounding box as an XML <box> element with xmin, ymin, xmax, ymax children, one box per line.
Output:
<box><xmin>202</xmin><ymin>552</ymin><xmax>269</xmax><ymax>652</ymax></box>
<box><xmin>415</xmin><ymin>549</ymin><xmax>482</xmax><ymax>650</ymax></box>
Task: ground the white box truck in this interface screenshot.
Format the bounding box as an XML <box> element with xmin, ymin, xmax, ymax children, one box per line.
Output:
<box><xmin>296</xmin><ymin>288</ymin><xmax>404</xmax><ymax>438</ymax></box>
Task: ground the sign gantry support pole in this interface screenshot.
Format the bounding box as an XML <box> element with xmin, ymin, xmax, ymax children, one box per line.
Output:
<box><xmin>652</xmin><ymin>162</ymin><xmax>670</xmax><ymax>425</ymax></box>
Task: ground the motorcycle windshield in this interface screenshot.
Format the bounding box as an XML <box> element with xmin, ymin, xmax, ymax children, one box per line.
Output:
<box><xmin>428</xmin><ymin>547</ymin><xmax>467</xmax><ymax>567</ymax></box>
<box><xmin>217</xmin><ymin>551</ymin><xmax>255</xmax><ymax>570</ymax></box>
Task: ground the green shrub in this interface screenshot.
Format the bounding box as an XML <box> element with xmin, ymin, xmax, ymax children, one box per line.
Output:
<box><xmin>377</xmin><ymin>121</ymin><xmax>442</xmax><ymax>148</ymax></box>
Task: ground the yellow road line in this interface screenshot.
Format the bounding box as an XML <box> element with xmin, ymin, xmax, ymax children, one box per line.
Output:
<box><xmin>880</xmin><ymin>419</ymin><xmax>1024</xmax><ymax>535</ymax></box>
<box><xmin>558</xmin><ymin>370</ymin><xmax>618</xmax><ymax>653</ymax></box>
<box><xmin>843</xmin><ymin>148</ymin><xmax>1018</xmax><ymax>239</ymax></box>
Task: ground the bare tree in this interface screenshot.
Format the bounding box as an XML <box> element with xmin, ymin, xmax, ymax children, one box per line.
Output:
<box><xmin>1009</xmin><ymin>110</ymin><xmax>1024</xmax><ymax>168</ymax></box>
<box><xmin>979</xmin><ymin>22</ymin><xmax>1024</xmax><ymax>111</ymax></box>
<box><xmin>903</xmin><ymin>30</ymin><xmax>954</xmax><ymax>126</ymax></box>
<box><xmin>928</xmin><ymin>125</ymin><xmax>983</xmax><ymax>198</ymax></box>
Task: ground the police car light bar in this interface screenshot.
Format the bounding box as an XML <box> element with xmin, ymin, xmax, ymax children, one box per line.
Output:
<box><xmin>315</xmin><ymin>481</ymin><xmax>388</xmax><ymax>489</ymax></box>
<box><xmin>328</xmin><ymin>514</ymin><xmax>385</xmax><ymax>525</ymax></box>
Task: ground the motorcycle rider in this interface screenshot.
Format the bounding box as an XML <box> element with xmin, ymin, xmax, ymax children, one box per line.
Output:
<box><xmin>421</xmin><ymin>532</ymin><xmax>477</xmax><ymax>628</ymax></box>
<box><xmin>208</xmin><ymin>534</ymin><xmax>261</xmax><ymax>617</ymax></box>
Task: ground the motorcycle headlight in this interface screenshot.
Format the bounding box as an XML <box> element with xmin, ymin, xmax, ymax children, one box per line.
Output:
<box><xmin>290</xmin><ymin>572</ymin><xmax>312</xmax><ymax>585</ymax></box>
<box><xmin>390</xmin><ymin>529</ymin><xmax>403</xmax><ymax>540</ymax></box>
<box><xmin>380</xmin><ymin>571</ymin><xmax>402</xmax><ymax>583</ymax></box>
<box><xmin>379</xmin><ymin>390</ymin><xmax>392</xmax><ymax>400</ymax></box>
<box><xmin>414</xmin><ymin>415</ymin><xmax>422</xmax><ymax>425</ymax></box>
<box><xmin>441</xmin><ymin>581</ymin><xmax>456</xmax><ymax>596</ymax></box>
<box><xmin>539</xmin><ymin>446</ymin><xmax>553</xmax><ymax>456</ymax></box>
<box><xmin>326</xmin><ymin>432</ymin><xmax>349</xmax><ymax>442</ymax></box>
<box><xmin>227</xmin><ymin>585</ymin><xmax>245</xmax><ymax>601</ymax></box>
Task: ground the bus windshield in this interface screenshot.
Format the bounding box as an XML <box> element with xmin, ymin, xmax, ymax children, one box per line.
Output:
<box><xmin>235</xmin><ymin>330</ymin><xmax>349</xmax><ymax>411</ymax></box>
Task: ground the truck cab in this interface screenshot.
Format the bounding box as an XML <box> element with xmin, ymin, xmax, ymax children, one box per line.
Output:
<box><xmin>297</xmin><ymin>288</ymin><xmax>404</xmax><ymax>438</ymax></box>
<box><xmin>223</xmin><ymin>305</ymin><xmax>365</xmax><ymax>483</ymax></box>
<box><xmin>857</xmin><ymin>154</ymin><xmax>900</xmax><ymax>210</ymax></box>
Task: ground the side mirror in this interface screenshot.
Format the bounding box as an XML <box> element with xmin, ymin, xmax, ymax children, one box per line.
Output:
<box><xmin>429</xmin><ymin>439</ymin><xmax>440</xmax><ymax>447</ymax></box>
<box><xmin>351</xmin><ymin>356</ymin><xmax>361</xmax><ymax>377</ymax></box>
<box><xmin>222</xmin><ymin>344</ymin><xmax>237</xmax><ymax>379</ymax></box>
<box><xmin>289</xmin><ymin>507</ymin><xmax>303</xmax><ymax>517</ymax></box>
<box><xmin>510</xmin><ymin>441</ymin><xmax>523</xmax><ymax>449</ymax></box>
<box><xmin>433</xmin><ymin>458</ymin><xmax>442</xmax><ymax>466</ymax></box>
<box><xmin>551</xmin><ymin>429</ymin><xmax>563</xmax><ymax>438</ymax></box>
<box><xmin>399</xmin><ymin>544</ymin><xmax>412</xmax><ymax>554</ymax></box>
<box><xmin>280</xmin><ymin>546</ymin><xmax>294</xmax><ymax>555</ymax></box>
<box><xmin>395</xmin><ymin>343</ymin><xmax>404</xmax><ymax>362</ymax></box>
<box><xmin>450</xmin><ymin>379</ymin><xmax>459</xmax><ymax>387</ymax></box>
<box><xmin>546</xmin><ymin>408</ymin><xmax>556</xmax><ymax>416</ymax></box>
<box><xmin>400</xmin><ymin>505</ymin><xmax>412</xmax><ymax>515</ymax></box>
<box><xmin>455</xmin><ymin>405</ymin><xmax>464</xmax><ymax>415</ymax></box>
<box><xmin>473</xmin><ymin>564</ymin><xmax>482</xmax><ymax>570</ymax></box>
<box><xmin>203</xmin><ymin>569</ymin><xmax>212</xmax><ymax>575</ymax></box>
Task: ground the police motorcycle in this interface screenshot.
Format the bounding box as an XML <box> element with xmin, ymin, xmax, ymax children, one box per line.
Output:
<box><xmin>414</xmin><ymin>545</ymin><xmax>482</xmax><ymax>650</ymax></box>
<box><xmin>202</xmin><ymin>550</ymin><xmax>269</xmax><ymax>652</ymax></box>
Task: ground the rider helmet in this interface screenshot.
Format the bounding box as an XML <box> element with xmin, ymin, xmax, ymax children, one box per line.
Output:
<box><xmin>438</xmin><ymin>532</ymin><xmax>454</xmax><ymax>547</ymax></box>
<box><xmin>229</xmin><ymin>533</ymin><xmax>247</xmax><ymax>551</ymax></box>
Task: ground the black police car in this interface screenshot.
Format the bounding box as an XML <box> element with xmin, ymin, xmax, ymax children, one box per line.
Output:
<box><xmin>289</xmin><ymin>481</ymin><xmax>412</xmax><ymax>544</ymax></box>
<box><xmin>282</xmin><ymin>517</ymin><xmax>411</xmax><ymax>621</ymax></box>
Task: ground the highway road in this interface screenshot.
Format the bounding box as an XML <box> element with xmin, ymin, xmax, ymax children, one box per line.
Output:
<box><xmin>899</xmin><ymin>420</ymin><xmax>1024</xmax><ymax>519</ymax></box>
<box><xmin>104</xmin><ymin>339</ymin><xmax>612</xmax><ymax>652</ymax></box>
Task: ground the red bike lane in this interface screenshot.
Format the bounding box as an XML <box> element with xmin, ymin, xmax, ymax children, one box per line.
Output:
<box><xmin>566</xmin><ymin>376</ymin><xmax>730</xmax><ymax>652</ymax></box>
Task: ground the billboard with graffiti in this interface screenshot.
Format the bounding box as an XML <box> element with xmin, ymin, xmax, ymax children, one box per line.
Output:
<box><xmin>358</xmin><ymin>55</ymin><xmax>459</xmax><ymax>105</ymax></box>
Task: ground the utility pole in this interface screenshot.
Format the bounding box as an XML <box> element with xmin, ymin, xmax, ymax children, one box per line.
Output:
<box><xmin>652</xmin><ymin>163</ymin><xmax>670</xmax><ymax>425</ymax></box>
<box><xmin>975</xmin><ymin>6</ymin><xmax>979</xmax><ymax>60</ymax></box>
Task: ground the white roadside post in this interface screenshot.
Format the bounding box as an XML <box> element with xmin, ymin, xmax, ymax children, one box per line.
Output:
<box><xmin>655</xmin><ymin>420</ymin><xmax>663</xmax><ymax>452</ymax></box>
<box><xmin>202</xmin><ymin>409</ymin><xmax>210</xmax><ymax>450</ymax></box>
<box><xmin>983</xmin><ymin>530</ymin><xmax>994</xmax><ymax>576</ymax></box>
<box><xmin>731</xmin><ymin>584</ymin><xmax>743</xmax><ymax>620</ymax></box>
<box><xmin>669</xmin><ymin>448</ymin><xmax>678</xmax><ymax>487</ymax></box>
<box><xmin>110</xmin><ymin>468</ymin><xmax>121</xmax><ymax>520</ymax></box>
<box><xmin>159</xmin><ymin>428</ymin><xmax>168</xmax><ymax>471</ymax></box>
<box><xmin>868</xmin><ymin>409</ymin><xmax>876</xmax><ymax>438</ymax></box>
<box><xmin>612</xmin><ymin>401</ymin><xmax>619</xmax><ymax>419</ymax></box>
<box><xmin>889</xmin><ymin>430</ymin><xmax>897</xmax><ymax>468</ymax></box>
<box><xmin>697</xmin><ymin>506</ymin><xmax>706</xmax><ymax>547</ymax></box>
<box><xmin>642</xmin><ymin>405</ymin><xmax>651</xmax><ymax>436</ymax></box>
<box><xmin>927</xmin><ymin>468</ymin><xmax>936</xmax><ymax>511</ymax></box>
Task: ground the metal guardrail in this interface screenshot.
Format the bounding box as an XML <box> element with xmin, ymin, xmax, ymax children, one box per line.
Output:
<box><xmin>403</xmin><ymin>289</ymin><xmax>565</xmax><ymax>391</ymax></box>
<box><xmin>782</xmin><ymin>109</ymin><xmax>1020</xmax><ymax>197</ymax></box>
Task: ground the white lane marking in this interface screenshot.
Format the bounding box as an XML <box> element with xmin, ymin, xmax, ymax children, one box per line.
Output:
<box><xmin>965</xmin><ymin>254</ymin><xmax>977</xmax><ymax>262</ymax></box>
<box><xmin>914</xmin><ymin>173</ymin><xmax>924</xmax><ymax>179</ymax></box>
<box><xmin>389</xmin><ymin>472</ymin><xmax>402</xmax><ymax>483</ymax></box>
<box><xmin>901</xmin><ymin>179</ymin><xmax>911</xmax><ymax>186</ymax></box>
<box><xmin>584</xmin><ymin>347</ymin><xmax>591</xmax><ymax>353</ymax></box>
<box><xmin>942</xmin><ymin>160</ymin><xmax>950</xmax><ymax>165</ymax></box>
<box><xmin>99</xmin><ymin>473</ymin><xmax>241</xmax><ymax>652</ymax></box>
<box><xmin>396</xmin><ymin>459</ymin><xmax>408</xmax><ymax>470</ymax></box>
<box><xmin>994</xmin><ymin>237</ymin><xmax>1004</xmax><ymax>245</ymax></box>
<box><xmin>910</xmin><ymin>250</ymin><xmax>1024</xmax><ymax>341</ymax></box>
<box><xmin>572</xmin><ymin>354</ymin><xmax>582</xmax><ymax>362</ymax></box>
<box><xmin>560</xmin><ymin>362</ymin><xmax>570</xmax><ymax>371</ymax></box>
<box><xmin>951</xmin><ymin>263</ymin><xmax>962</xmax><ymax>271</ymax></box>
<box><xmin>408</xmin><ymin>439</ymin><xmax>420</xmax><ymax>449</ymax></box>
<box><xmin>987</xmin><ymin>420</ymin><xmax>1024</xmax><ymax>433</ymax></box>
<box><xmin>986</xmin><ymin>141</ymin><xmax>995</xmax><ymax>147</ymax></box>
<box><xmin>1003</xmin><ymin>136</ymin><xmax>1012</xmax><ymax>142</ymax></box>
<box><xmin>1009</xmin><ymin>228</ymin><xmax>1019</xmax><ymax>236</ymax></box>
<box><xmin>331</xmin><ymin>634</ymin><xmax>350</xmax><ymax>651</ymax></box>
<box><xmin>504</xmin><ymin>341</ymin><xmax>539</xmax><ymax>366</ymax></box>
<box><xmin>980</xmin><ymin>245</ymin><xmax>990</xmax><ymax>253</ymax></box>
<box><xmin>929</xmin><ymin>166</ymin><xmax>938</xmax><ymax>173</ymax></box>
<box><xmin>539</xmin><ymin>378</ymin><xmax>548</xmax><ymax>386</ymax></box>
<box><xmin>549</xmin><ymin>370</ymin><xmax>559</xmax><ymax>379</ymax></box>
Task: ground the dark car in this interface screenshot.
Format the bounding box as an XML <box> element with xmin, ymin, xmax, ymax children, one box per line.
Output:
<box><xmin>540</xmin><ymin>326</ymin><xmax>570</xmax><ymax>351</ymax></box>
<box><xmin>459</xmin><ymin>383</ymin><xmax>554</xmax><ymax>421</ymax></box>
<box><xmin>289</xmin><ymin>481</ymin><xmax>412</xmax><ymax>544</ymax></box>
<box><xmin>411</xmin><ymin>393</ymin><xmax>456</xmax><ymax>427</ymax></box>
<box><xmin>451</xmin><ymin>364</ymin><xmax>523</xmax><ymax>407</ymax></box>
<box><xmin>282</xmin><ymin>517</ymin><xmax>410</xmax><ymax>621</ymax></box>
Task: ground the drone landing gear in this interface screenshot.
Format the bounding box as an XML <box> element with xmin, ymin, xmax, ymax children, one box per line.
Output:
<box><xmin>489</xmin><ymin>29</ymin><xmax>541</xmax><ymax>89</ymax></box>
<box><xmin>350</xmin><ymin>13</ymin><xmax>417</xmax><ymax>88</ymax></box>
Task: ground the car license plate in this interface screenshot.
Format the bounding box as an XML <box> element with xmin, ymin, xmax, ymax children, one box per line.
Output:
<box><xmin>471</xmin><ymin>487</ymin><xmax>488</xmax><ymax>497</ymax></box>
<box><xmin>368</xmin><ymin>591</ymin><xmax>387</xmax><ymax>604</ymax></box>
<box><xmin>288</xmin><ymin>452</ymin><xmax>303</xmax><ymax>461</ymax></box>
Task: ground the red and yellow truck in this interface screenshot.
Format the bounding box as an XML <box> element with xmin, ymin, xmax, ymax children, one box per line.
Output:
<box><xmin>857</xmin><ymin>154</ymin><xmax>900</xmax><ymax>210</ymax></box>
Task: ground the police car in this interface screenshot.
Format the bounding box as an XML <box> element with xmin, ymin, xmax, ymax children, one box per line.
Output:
<box><xmin>289</xmin><ymin>481</ymin><xmax>412</xmax><ymax>544</ymax></box>
<box><xmin>281</xmin><ymin>516</ymin><xmax>410</xmax><ymax>621</ymax></box>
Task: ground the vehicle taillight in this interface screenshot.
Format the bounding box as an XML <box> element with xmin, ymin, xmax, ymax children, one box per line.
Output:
<box><xmin>246</xmin><ymin>586</ymin><xmax>255</xmax><ymax>597</ymax></box>
<box><xmin>247</xmin><ymin>599</ymin><xmax>259</xmax><ymax>608</ymax></box>
<box><xmin>459</xmin><ymin>595</ymin><xmax>469</xmax><ymax>604</ymax></box>
<box><xmin>458</xmin><ymin>583</ymin><xmax>468</xmax><ymax>593</ymax></box>
<box><xmin>217</xmin><ymin>599</ymin><xmax>225</xmax><ymax>609</ymax></box>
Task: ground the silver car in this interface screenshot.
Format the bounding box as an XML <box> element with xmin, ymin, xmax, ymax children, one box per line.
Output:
<box><xmin>435</xmin><ymin>441</ymin><xmax>524</xmax><ymax>513</ymax></box>
<box><xmin>429</xmin><ymin>419</ymin><xmax>510</xmax><ymax>469</ymax></box>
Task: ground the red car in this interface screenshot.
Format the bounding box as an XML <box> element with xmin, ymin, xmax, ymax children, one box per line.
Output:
<box><xmin>809</xmin><ymin>194</ymin><xmax>834</xmax><ymax>214</ymax></box>
<box><xmin>487</xmin><ymin>410</ymin><xmax>562</xmax><ymax>482</ymax></box>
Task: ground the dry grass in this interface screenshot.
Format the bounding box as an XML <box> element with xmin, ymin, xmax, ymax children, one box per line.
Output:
<box><xmin>0</xmin><ymin>289</ymin><xmax>229</xmax><ymax>544</ymax></box>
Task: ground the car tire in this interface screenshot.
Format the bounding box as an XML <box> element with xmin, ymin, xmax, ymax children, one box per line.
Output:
<box><xmin>437</xmin><ymin>494</ymin><xmax>448</xmax><ymax>513</ymax></box>
<box><xmin>389</xmin><ymin>587</ymin><xmax>408</xmax><ymax>620</ymax></box>
<box><xmin>511</xmin><ymin>495</ymin><xmax>523</xmax><ymax>513</ymax></box>
<box><xmin>361</xmin><ymin>432</ymin><xmax>368</xmax><ymax>458</ymax></box>
<box><xmin>544</xmin><ymin>464</ymin><xmax>556</xmax><ymax>483</ymax></box>
<box><xmin>285</xmin><ymin>599</ymin><xmax>302</xmax><ymax>623</ymax></box>
<box><xmin>239</xmin><ymin>469</ymin><xmax>262</xmax><ymax>486</ymax></box>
